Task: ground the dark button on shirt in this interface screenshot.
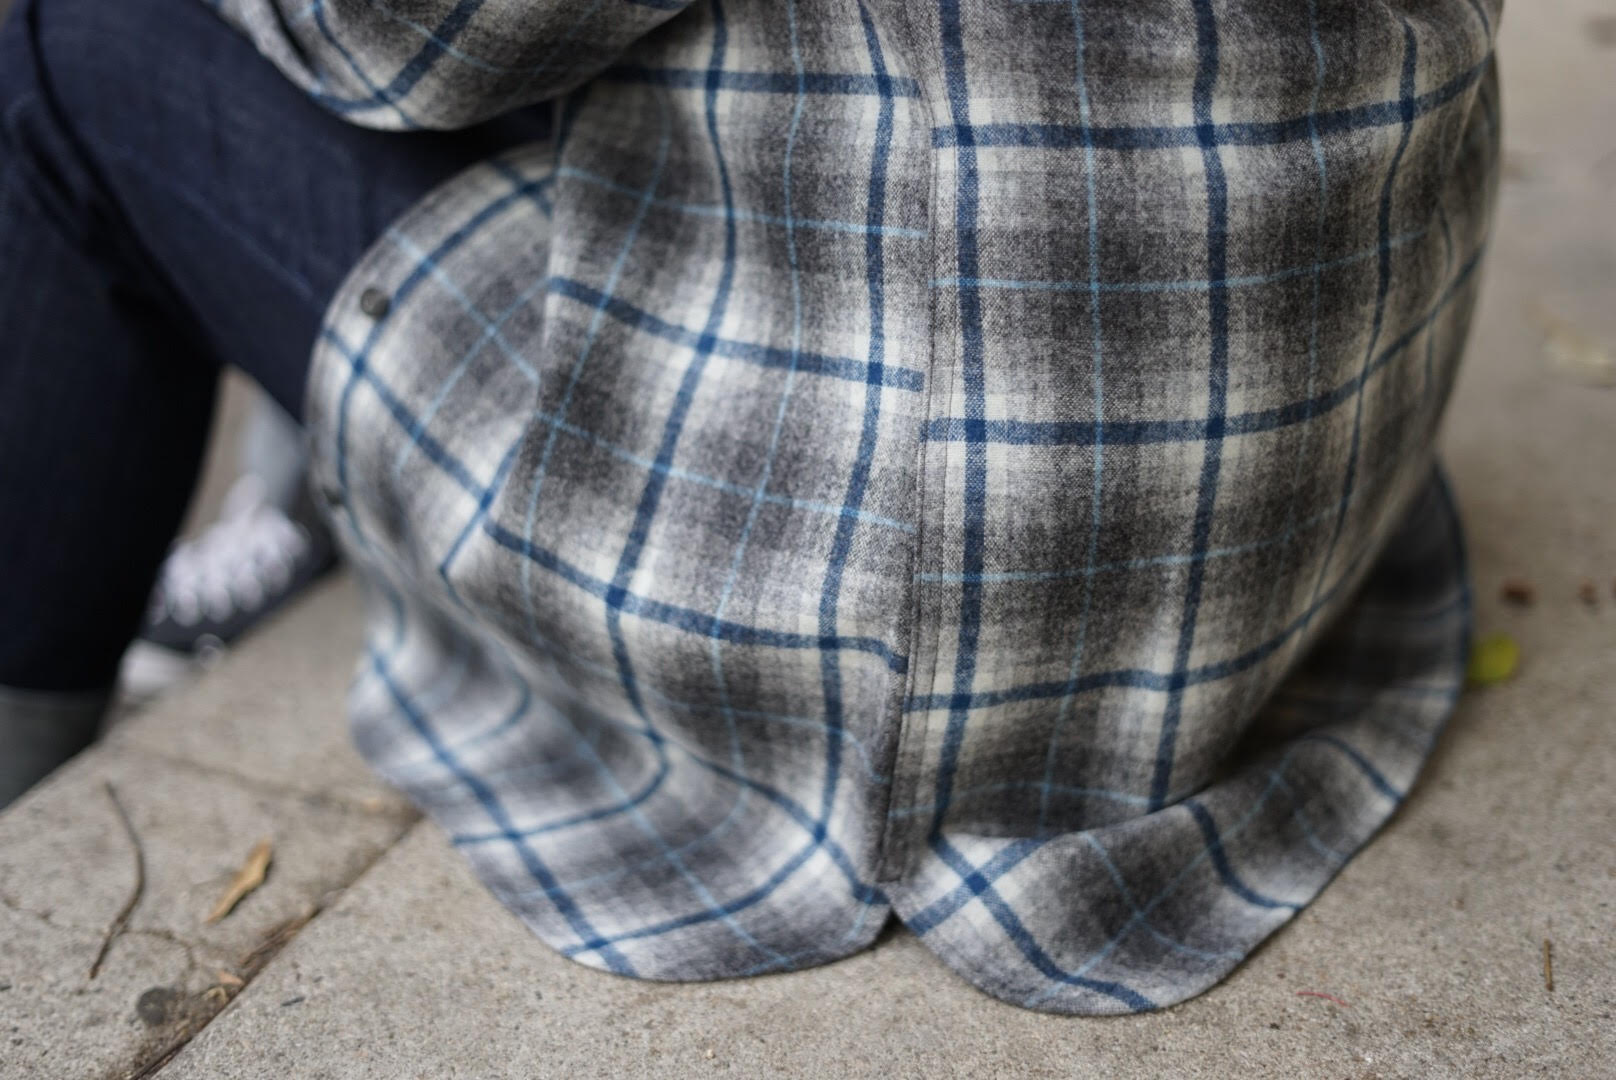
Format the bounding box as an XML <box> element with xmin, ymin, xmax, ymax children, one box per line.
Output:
<box><xmin>358</xmin><ymin>287</ymin><xmax>391</xmax><ymax>319</ymax></box>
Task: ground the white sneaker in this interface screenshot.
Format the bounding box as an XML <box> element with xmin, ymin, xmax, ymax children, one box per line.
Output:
<box><xmin>118</xmin><ymin>474</ymin><xmax>337</xmax><ymax>703</ymax></box>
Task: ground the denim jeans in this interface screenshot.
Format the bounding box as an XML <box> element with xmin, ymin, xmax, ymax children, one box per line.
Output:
<box><xmin>0</xmin><ymin>0</ymin><xmax>550</xmax><ymax>695</ymax></box>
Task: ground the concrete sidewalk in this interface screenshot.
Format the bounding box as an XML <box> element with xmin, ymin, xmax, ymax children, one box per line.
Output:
<box><xmin>4</xmin><ymin>4</ymin><xmax>1615</xmax><ymax>1077</ymax></box>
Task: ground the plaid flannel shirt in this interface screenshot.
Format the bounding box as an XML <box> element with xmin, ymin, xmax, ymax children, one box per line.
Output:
<box><xmin>211</xmin><ymin>0</ymin><xmax>1499</xmax><ymax>1013</ymax></box>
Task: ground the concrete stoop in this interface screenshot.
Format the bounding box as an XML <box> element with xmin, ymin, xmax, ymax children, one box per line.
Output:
<box><xmin>4</xmin><ymin>553</ymin><xmax>1610</xmax><ymax>1078</ymax></box>
<box><xmin>4</xmin><ymin>5</ymin><xmax>1615</xmax><ymax>1076</ymax></box>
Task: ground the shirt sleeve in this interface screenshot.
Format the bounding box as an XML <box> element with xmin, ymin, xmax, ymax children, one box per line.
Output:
<box><xmin>206</xmin><ymin>0</ymin><xmax>696</xmax><ymax>130</ymax></box>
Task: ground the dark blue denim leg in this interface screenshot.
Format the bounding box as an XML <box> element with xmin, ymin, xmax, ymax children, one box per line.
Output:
<box><xmin>0</xmin><ymin>0</ymin><xmax>550</xmax><ymax>694</ymax></box>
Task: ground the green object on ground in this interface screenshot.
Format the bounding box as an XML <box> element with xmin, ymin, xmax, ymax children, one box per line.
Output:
<box><xmin>1467</xmin><ymin>632</ymin><xmax>1520</xmax><ymax>686</ymax></box>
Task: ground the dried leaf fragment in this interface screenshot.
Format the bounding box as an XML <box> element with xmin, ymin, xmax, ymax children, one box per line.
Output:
<box><xmin>1467</xmin><ymin>633</ymin><xmax>1520</xmax><ymax>687</ymax></box>
<box><xmin>216</xmin><ymin>969</ymin><xmax>244</xmax><ymax>989</ymax></box>
<box><xmin>1529</xmin><ymin>302</ymin><xmax>1616</xmax><ymax>387</ymax></box>
<box><xmin>206</xmin><ymin>839</ymin><xmax>273</xmax><ymax>924</ymax></box>
<box><xmin>1578</xmin><ymin>580</ymin><xmax>1599</xmax><ymax>606</ymax></box>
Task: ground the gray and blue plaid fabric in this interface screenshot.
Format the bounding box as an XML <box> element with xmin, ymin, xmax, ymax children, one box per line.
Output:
<box><xmin>211</xmin><ymin>0</ymin><xmax>1499</xmax><ymax>1012</ymax></box>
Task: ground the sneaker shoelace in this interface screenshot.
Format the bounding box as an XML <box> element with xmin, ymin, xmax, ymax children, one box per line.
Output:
<box><xmin>150</xmin><ymin>476</ymin><xmax>312</xmax><ymax>629</ymax></box>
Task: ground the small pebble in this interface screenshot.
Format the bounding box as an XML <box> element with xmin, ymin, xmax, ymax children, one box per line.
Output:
<box><xmin>1500</xmin><ymin>579</ymin><xmax>1535</xmax><ymax>606</ymax></box>
<box><xmin>1579</xmin><ymin>580</ymin><xmax>1599</xmax><ymax>606</ymax></box>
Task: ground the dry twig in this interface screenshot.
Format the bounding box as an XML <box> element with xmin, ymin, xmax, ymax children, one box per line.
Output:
<box><xmin>1543</xmin><ymin>939</ymin><xmax>1554</xmax><ymax>992</ymax></box>
<box><xmin>239</xmin><ymin>906</ymin><xmax>318</xmax><ymax>975</ymax></box>
<box><xmin>89</xmin><ymin>782</ymin><xmax>145</xmax><ymax>979</ymax></box>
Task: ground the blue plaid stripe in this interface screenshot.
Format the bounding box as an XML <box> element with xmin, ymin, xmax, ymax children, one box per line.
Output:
<box><xmin>926</xmin><ymin>0</ymin><xmax>992</xmax><ymax>850</ymax></box>
<box><xmin>1147</xmin><ymin>0</ymin><xmax>1235</xmax><ymax>812</ymax></box>
<box><xmin>215</xmin><ymin>0</ymin><xmax>1502</xmax><ymax>1012</ymax></box>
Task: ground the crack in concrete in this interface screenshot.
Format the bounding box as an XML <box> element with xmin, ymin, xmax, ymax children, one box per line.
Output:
<box><xmin>0</xmin><ymin>889</ymin><xmax>101</xmax><ymax>937</ymax></box>
<box><xmin>105</xmin><ymin>742</ymin><xmax>420</xmax><ymax>824</ymax></box>
<box><xmin>1</xmin><ymin>888</ymin><xmax>224</xmax><ymax>984</ymax></box>
<box><xmin>110</xmin><ymin>822</ymin><xmax>423</xmax><ymax>1080</ymax></box>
